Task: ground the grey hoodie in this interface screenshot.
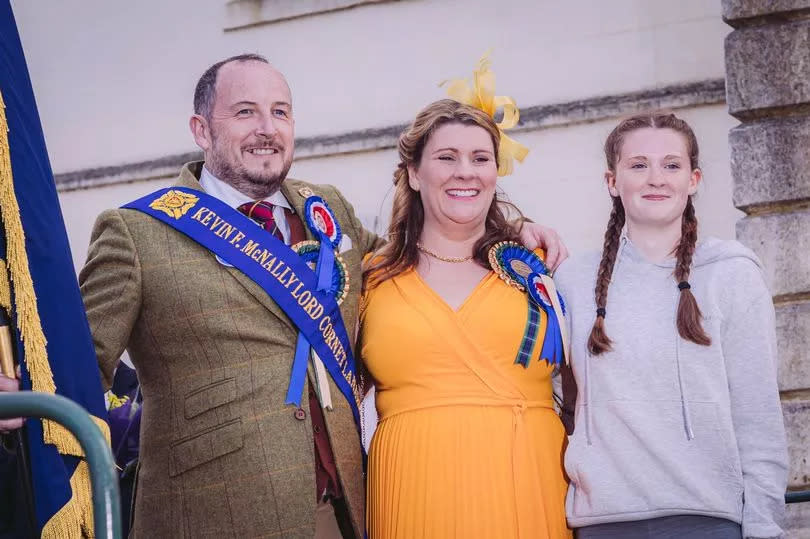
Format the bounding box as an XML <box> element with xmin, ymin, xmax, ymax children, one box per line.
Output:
<box><xmin>554</xmin><ymin>236</ymin><xmax>788</xmax><ymax>538</ymax></box>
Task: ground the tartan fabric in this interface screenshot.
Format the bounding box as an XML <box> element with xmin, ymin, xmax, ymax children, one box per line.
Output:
<box><xmin>516</xmin><ymin>301</ymin><xmax>542</xmax><ymax>367</ymax></box>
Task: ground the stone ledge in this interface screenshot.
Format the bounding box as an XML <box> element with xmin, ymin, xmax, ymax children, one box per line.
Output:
<box><xmin>736</xmin><ymin>210</ymin><xmax>810</xmax><ymax>297</ymax></box>
<box><xmin>783</xmin><ymin>399</ymin><xmax>810</xmax><ymax>488</ymax></box>
<box><xmin>53</xmin><ymin>79</ymin><xmax>725</xmax><ymax>192</ymax></box>
<box><xmin>224</xmin><ymin>0</ymin><xmax>399</xmax><ymax>31</ymax></box>
<box><xmin>722</xmin><ymin>0</ymin><xmax>810</xmax><ymax>26</ymax></box>
<box><xmin>725</xmin><ymin>20</ymin><xmax>810</xmax><ymax>116</ymax></box>
<box><xmin>730</xmin><ymin>116</ymin><xmax>810</xmax><ymax>209</ymax></box>
<box><xmin>776</xmin><ymin>302</ymin><xmax>810</xmax><ymax>392</ymax></box>
<box><xmin>785</xmin><ymin>501</ymin><xmax>810</xmax><ymax>538</ymax></box>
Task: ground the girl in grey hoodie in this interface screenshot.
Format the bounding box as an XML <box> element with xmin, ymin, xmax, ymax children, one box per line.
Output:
<box><xmin>555</xmin><ymin>112</ymin><xmax>788</xmax><ymax>539</ymax></box>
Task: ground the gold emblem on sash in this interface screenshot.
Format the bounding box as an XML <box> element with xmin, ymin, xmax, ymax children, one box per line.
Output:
<box><xmin>149</xmin><ymin>190</ymin><xmax>200</xmax><ymax>219</ymax></box>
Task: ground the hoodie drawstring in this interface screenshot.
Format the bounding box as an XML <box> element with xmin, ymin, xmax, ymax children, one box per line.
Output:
<box><xmin>584</xmin><ymin>355</ymin><xmax>593</xmax><ymax>445</ymax></box>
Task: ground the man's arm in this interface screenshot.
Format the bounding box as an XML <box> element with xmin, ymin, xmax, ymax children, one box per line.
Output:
<box><xmin>79</xmin><ymin>210</ymin><xmax>143</xmax><ymax>391</ymax></box>
<box><xmin>518</xmin><ymin>221</ymin><xmax>568</xmax><ymax>271</ymax></box>
<box><xmin>327</xmin><ymin>187</ymin><xmax>384</xmax><ymax>257</ymax></box>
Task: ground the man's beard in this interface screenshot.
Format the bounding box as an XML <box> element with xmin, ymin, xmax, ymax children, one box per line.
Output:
<box><xmin>207</xmin><ymin>139</ymin><xmax>292</xmax><ymax>199</ymax></box>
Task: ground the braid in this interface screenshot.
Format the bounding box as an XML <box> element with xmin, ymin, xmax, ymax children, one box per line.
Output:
<box><xmin>674</xmin><ymin>197</ymin><xmax>711</xmax><ymax>345</ymax></box>
<box><xmin>588</xmin><ymin>197</ymin><xmax>625</xmax><ymax>355</ymax></box>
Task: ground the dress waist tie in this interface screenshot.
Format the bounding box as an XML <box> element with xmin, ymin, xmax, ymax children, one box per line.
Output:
<box><xmin>378</xmin><ymin>396</ymin><xmax>555</xmax><ymax>538</ymax></box>
<box><xmin>511</xmin><ymin>400</ymin><xmax>553</xmax><ymax>538</ymax></box>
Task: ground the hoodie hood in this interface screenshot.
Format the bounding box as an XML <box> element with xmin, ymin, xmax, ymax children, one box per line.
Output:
<box><xmin>619</xmin><ymin>233</ymin><xmax>764</xmax><ymax>271</ymax></box>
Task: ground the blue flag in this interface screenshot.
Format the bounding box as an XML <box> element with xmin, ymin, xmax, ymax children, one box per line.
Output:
<box><xmin>1</xmin><ymin>2</ymin><xmax>109</xmax><ymax>537</ymax></box>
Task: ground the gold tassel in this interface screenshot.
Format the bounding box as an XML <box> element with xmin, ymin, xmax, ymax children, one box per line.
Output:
<box><xmin>0</xmin><ymin>91</ymin><xmax>112</xmax><ymax>538</ymax></box>
<box><xmin>39</xmin><ymin>415</ymin><xmax>110</xmax><ymax>538</ymax></box>
<box><xmin>41</xmin><ymin>459</ymin><xmax>97</xmax><ymax>539</ymax></box>
<box><xmin>0</xmin><ymin>90</ymin><xmax>87</xmax><ymax>452</ymax></box>
<box><xmin>40</xmin><ymin>415</ymin><xmax>111</xmax><ymax>458</ymax></box>
<box><xmin>0</xmin><ymin>259</ymin><xmax>10</xmax><ymax>310</ymax></box>
<box><xmin>0</xmin><ymin>91</ymin><xmax>54</xmax><ymax>391</ymax></box>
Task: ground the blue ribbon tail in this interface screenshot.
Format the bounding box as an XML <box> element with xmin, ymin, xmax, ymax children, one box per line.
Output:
<box><xmin>286</xmin><ymin>332</ymin><xmax>311</xmax><ymax>406</ymax></box>
<box><xmin>550</xmin><ymin>313</ymin><xmax>561</xmax><ymax>365</ymax></box>
<box><xmin>315</xmin><ymin>232</ymin><xmax>335</xmax><ymax>292</ymax></box>
<box><xmin>540</xmin><ymin>308</ymin><xmax>557</xmax><ymax>366</ymax></box>
<box><xmin>287</xmin><ymin>232</ymin><xmax>336</xmax><ymax>406</ymax></box>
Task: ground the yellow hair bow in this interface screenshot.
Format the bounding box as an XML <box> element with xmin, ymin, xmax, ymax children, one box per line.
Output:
<box><xmin>442</xmin><ymin>54</ymin><xmax>529</xmax><ymax>177</ymax></box>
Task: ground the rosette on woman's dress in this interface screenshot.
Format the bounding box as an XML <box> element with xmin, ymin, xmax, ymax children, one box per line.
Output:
<box><xmin>489</xmin><ymin>241</ymin><xmax>568</xmax><ymax>366</ymax></box>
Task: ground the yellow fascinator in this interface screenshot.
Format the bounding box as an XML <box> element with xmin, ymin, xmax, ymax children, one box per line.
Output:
<box><xmin>442</xmin><ymin>53</ymin><xmax>529</xmax><ymax>177</ymax></box>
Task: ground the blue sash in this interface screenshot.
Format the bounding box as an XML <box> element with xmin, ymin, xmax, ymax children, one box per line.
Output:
<box><xmin>122</xmin><ymin>187</ymin><xmax>363</xmax><ymax>429</ymax></box>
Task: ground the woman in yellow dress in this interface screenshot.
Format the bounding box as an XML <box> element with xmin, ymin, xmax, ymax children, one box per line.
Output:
<box><xmin>360</xmin><ymin>94</ymin><xmax>572</xmax><ymax>538</ymax></box>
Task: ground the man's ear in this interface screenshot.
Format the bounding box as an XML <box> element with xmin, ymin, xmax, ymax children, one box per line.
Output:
<box><xmin>605</xmin><ymin>171</ymin><xmax>619</xmax><ymax>197</ymax></box>
<box><xmin>190</xmin><ymin>114</ymin><xmax>212</xmax><ymax>152</ymax></box>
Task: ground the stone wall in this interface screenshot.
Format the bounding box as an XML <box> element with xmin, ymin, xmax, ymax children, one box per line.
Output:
<box><xmin>723</xmin><ymin>1</ymin><xmax>810</xmax><ymax>535</ymax></box>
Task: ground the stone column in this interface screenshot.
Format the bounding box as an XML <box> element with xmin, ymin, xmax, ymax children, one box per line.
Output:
<box><xmin>723</xmin><ymin>1</ymin><xmax>810</xmax><ymax>536</ymax></box>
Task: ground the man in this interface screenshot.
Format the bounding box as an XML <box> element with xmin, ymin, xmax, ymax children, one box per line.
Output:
<box><xmin>77</xmin><ymin>54</ymin><xmax>566</xmax><ymax>538</ymax></box>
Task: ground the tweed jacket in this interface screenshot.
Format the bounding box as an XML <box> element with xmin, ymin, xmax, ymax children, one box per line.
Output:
<box><xmin>79</xmin><ymin>162</ymin><xmax>377</xmax><ymax>538</ymax></box>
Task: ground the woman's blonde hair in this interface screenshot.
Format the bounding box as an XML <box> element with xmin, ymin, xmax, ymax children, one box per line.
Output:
<box><xmin>363</xmin><ymin>99</ymin><xmax>523</xmax><ymax>289</ymax></box>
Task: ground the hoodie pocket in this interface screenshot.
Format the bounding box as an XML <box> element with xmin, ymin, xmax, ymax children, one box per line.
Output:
<box><xmin>566</xmin><ymin>399</ymin><xmax>743</xmax><ymax>519</ymax></box>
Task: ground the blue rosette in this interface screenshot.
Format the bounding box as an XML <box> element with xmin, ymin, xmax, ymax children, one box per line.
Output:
<box><xmin>527</xmin><ymin>272</ymin><xmax>566</xmax><ymax>366</ymax></box>
<box><xmin>304</xmin><ymin>196</ymin><xmax>342</xmax><ymax>250</ymax></box>
<box><xmin>292</xmin><ymin>240</ymin><xmax>349</xmax><ymax>305</ymax></box>
<box><xmin>488</xmin><ymin>241</ymin><xmax>550</xmax><ymax>290</ymax></box>
<box><xmin>488</xmin><ymin>241</ymin><xmax>566</xmax><ymax>368</ymax></box>
<box><xmin>285</xmin><ymin>196</ymin><xmax>345</xmax><ymax>408</ymax></box>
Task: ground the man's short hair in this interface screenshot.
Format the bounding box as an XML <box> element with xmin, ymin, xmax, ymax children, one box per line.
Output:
<box><xmin>193</xmin><ymin>53</ymin><xmax>269</xmax><ymax>120</ymax></box>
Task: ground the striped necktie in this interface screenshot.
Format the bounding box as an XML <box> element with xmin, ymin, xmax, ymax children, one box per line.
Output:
<box><xmin>237</xmin><ymin>200</ymin><xmax>283</xmax><ymax>242</ymax></box>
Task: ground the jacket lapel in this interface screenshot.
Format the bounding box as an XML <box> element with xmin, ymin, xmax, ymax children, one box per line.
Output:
<box><xmin>280</xmin><ymin>181</ymin><xmax>312</xmax><ymax>241</ymax></box>
<box><xmin>176</xmin><ymin>167</ymin><xmax>296</xmax><ymax>331</ymax></box>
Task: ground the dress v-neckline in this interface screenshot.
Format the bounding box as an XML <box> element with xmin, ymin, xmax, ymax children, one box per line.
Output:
<box><xmin>409</xmin><ymin>269</ymin><xmax>496</xmax><ymax>314</ymax></box>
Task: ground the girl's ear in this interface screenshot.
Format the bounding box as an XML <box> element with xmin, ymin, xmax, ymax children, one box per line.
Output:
<box><xmin>605</xmin><ymin>171</ymin><xmax>619</xmax><ymax>197</ymax></box>
<box><xmin>688</xmin><ymin>168</ymin><xmax>702</xmax><ymax>195</ymax></box>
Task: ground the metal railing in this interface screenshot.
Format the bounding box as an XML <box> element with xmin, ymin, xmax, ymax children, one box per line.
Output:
<box><xmin>786</xmin><ymin>489</ymin><xmax>810</xmax><ymax>504</ymax></box>
<box><xmin>0</xmin><ymin>392</ymin><xmax>121</xmax><ymax>539</ymax></box>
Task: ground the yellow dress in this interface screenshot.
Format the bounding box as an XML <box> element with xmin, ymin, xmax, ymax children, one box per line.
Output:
<box><xmin>361</xmin><ymin>267</ymin><xmax>571</xmax><ymax>539</ymax></box>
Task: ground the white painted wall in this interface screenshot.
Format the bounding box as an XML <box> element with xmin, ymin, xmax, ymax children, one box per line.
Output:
<box><xmin>11</xmin><ymin>0</ymin><xmax>737</xmax><ymax>267</ymax></box>
<box><xmin>13</xmin><ymin>0</ymin><xmax>727</xmax><ymax>170</ymax></box>
<box><xmin>57</xmin><ymin>103</ymin><xmax>739</xmax><ymax>270</ymax></box>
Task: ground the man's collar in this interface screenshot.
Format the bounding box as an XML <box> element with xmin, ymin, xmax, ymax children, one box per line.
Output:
<box><xmin>198</xmin><ymin>165</ymin><xmax>291</xmax><ymax>210</ymax></box>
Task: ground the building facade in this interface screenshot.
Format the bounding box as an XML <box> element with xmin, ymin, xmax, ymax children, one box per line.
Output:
<box><xmin>11</xmin><ymin>0</ymin><xmax>808</xmax><ymax>534</ymax></box>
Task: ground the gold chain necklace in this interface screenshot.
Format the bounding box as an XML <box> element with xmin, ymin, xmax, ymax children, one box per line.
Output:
<box><xmin>416</xmin><ymin>243</ymin><xmax>473</xmax><ymax>263</ymax></box>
